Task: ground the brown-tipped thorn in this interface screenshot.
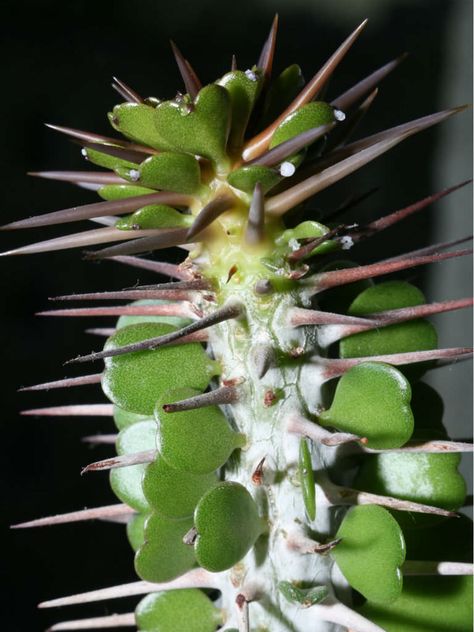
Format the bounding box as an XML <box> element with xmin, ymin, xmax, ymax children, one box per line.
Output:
<box><xmin>29</xmin><ymin>170</ymin><xmax>125</xmax><ymax>185</ymax></box>
<box><xmin>82</xmin><ymin>449</ymin><xmax>156</xmax><ymax>474</ymax></box>
<box><xmin>287</xmin><ymin>223</ymin><xmax>354</xmax><ymax>262</ymax></box>
<box><xmin>364</xmin><ymin>440</ymin><xmax>474</xmax><ymax>454</ymax></box>
<box><xmin>11</xmin><ymin>504</ymin><xmax>134</xmax><ymax>529</ymax></box>
<box><xmin>402</xmin><ymin>561</ymin><xmax>473</xmax><ymax>576</ymax></box>
<box><xmin>38</xmin><ymin>569</ymin><xmax>218</xmax><ymax>608</ymax></box>
<box><xmin>186</xmin><ymin>194</ymin><xmax>235</xmax><ymax>241</ymax></box>
<box><xmin>19</xmin><ymin>373</ymin><xmax>102</xmax><ymax>392</ymax></box>
<box><xmin>251</xmin><ymin>457</ymin><xmax>266</xmax><ymax>486</ymax></box>
<box><xmin>243</xmin><ymin>19</ymin><xmax>368</xmax><ymax>161</ymax></box>
<box><xmin>82</xmin><ymin>434</ymin><xmax>118</xmax><ymax>445</ymax></box>
<box><xmin>21</xmin><ymin>404</ymin><xmax>113</xmax><ymax>417</ymax></box>
<box><xmin>257</xmin><ymin>14</ymin><xmax>279</xmax><ymax>83</ymax></box>
<box><xmin>84</xmin><ymin>228</ymin><xmax>190</xmax><ymax>259</ymax></box>
<box><xmin>286</xmin><ymin>412</ymin><xmax>364</xmax><ymax>446</ymax></box>
<box><xmin>319</xmin><ymin>347</ymin><xmax>473</xmax><ymax>380</ymax></box>
<box><xmin>307</xmin><ymin>248</ymin><xmax>472</xmax><ymax>294</ymax></box>
<box><xmin>289</xmin><ymin>307</ymin><xmax>376</xmax><ymax>327</ymax></box>
<box><xmin>38</xmin><ymin>302</ymin><xmax>200</xmax><ymax>319</ymax></box>
<box><xmin>244</xmin><ymin>183</ymin><xmax>265</xmax><ymax>245</ymax></box>
<box><xmin>67</xmin><ymin>302</ymin><xmax>242</xmax><ymax>364</ymax></box>
<box><xmin>162</xmin><ymin>385</ymin><xmax>238</xmax><ymax>413</ymax></box>
<box><xmin>47</xmin><ymin>612</ymin><xmax>135</xmax><ymax>631</ymax></box>
<box><xmin>111</xmin><ymin>76</ymin><xmax>143</xmax><ymax>104</ymax></box>
<box><xmin>287</xmin><ymin>530</ymin><xmax>342</xmax><ymax>555</ymax></box>
<box><xmin>266</xmin><ymin>106</ymin><xmax>467</xmax><ymax>216</ymax></box>
<box><xmin>0</xmin><ymin>191</ymin><xmax>192</xmax><ymax>231</ymax></box>
<box><xmin>170</xmin><ymin>40</ymin><xmax>202</xmax><ymax>98</ymax></box>
<box><xmin>107</xmin><ymin>255</ymin><xmax>193</xmax><ymax>280</ymax></box>
<box><xmin>247</xmin><ymin>123</ymin><xmax>335</xmax><ymax>168</ymax></box>
<box><xmin>131</xmin><ymin>278</ymin><xmax>210</xmax><ymax>292</ymax></box>
<box><xmin>236</xmin><ymin>593</ymin><xmax>250</xmax><ymax>632</ymax></box>
<box><xmin>51</xmin><ymin>281</ymin><xmax>208</xmax><ymax>302</ymax></box>
<box><xmin>45</xmin><ymin>123</ymin><xmax>156</xmax><ymax>155</ymax></box>
<box><xmin>331</xmin><ymin>53</ymin><xmax>408</xmax><ymax>111</ymax></box>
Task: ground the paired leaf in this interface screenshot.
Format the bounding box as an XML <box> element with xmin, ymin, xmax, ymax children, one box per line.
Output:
<box><xmin>227</xmin><ymin>164</ymin><xmax>281</xmax><ymax>194</ymax></box>
<box><xmin>269</xmin><ymin>101</ymin><xmax>336</xmax><ymax>148</ymax></box>
<box><xmin>83</xmin><ymin>146</ymin><xmax>138</xmax><ymax>171</ymax></box>
<box><xmin>115</xmin><ymin>205</ymin><xmax>190</xmax><ymax>230</ymax></box>
<box><xmin>98</xmin><ymin>184</ymin><xmax>156</xmax><ymax>201</ymax></box>
<box><xmin>279</xmin><ymin>581</ymin><xmax>328</xmax><ymax>607</ymax></box>
<box><xmin>119</xmin><ymin>152</ymin><xmax>202</xmax><ymax>194</ymax></box>
<box><xmin>127</xmin><ymin>513</ymin><xmax>148</xmax><ymax>552</ymax></box>
<box><xmin>110</xmin><ymin>103</ymin><xmax>174</xmax><ymax>150</ymax></box>
<box><xmin>262</xmin><ymin>64</ymin><xmax>305</xmax><ymax>127</ymax></box>
<box><xmin>218</xmin><ymin>69</ymin><xmax>263</xmax><ymax>149</ymax></box>
<box><xmin>113</xmin><ymin>404</ymin><xmax>153</xmax><ymax>431</ymax></box>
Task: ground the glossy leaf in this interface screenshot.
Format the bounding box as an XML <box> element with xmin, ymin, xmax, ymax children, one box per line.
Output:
<box><xmin>155</xmin><ymin>388</ymin><xmax>246</xmax><ymax>474</ymax></box>
<box><xmin>121</xmin><ymin>152</ymin><xmax>202</xmax><ymax>194</ymax></box>
<box><xmin>83</xmin><ymin>146</ymin><xmax>138</xmax><ymax>171</ymax></box>
<box><xmin>269</xmin><ymin>101</ymin><xmax>336</xmax><ymax>148</ymax></box>
<box><xmin>98</xmin><ymin>184</ymin><xmax>156</xmax><ymax>201</ymax></box>
<box><xmin>109</xmin><ymin>103</ymin><xmax>174</xmax><ymax>151</ymax></box>
<box><xmin>319</xmin><ymin>361</ymin><xmax>414</xmax><ymax>449</ymax></box>
<box><xmin>154</xmin><ymin>85</ymin><xmax>231</xmax><ymax>168</ymax></box>
<box><xmin>102</xmin><ymin>323</ymin><xmax>217</xmax><ymax>415</ymax></box>
<box><xmin>218</xmin><ymin>69</ymin><xmax>263</xmax><ymax>148</ymax></box>
<box><xmin>113</xmin><ymin>404</ymin><xmax>153</xmax><ymax>431</ymax></box>
<box><xmin>298</xmin><ymin>439</ymin><xmax>316</xmax><ymax>521</ymax></box>
<box><xmin>127</xmin><ymin>513</ymin><xmax>148</xmax><ymax>552</ymax></box>
<box><xmin>115</xmin><ymin>205</ymin><xmax>190</xmax><ymax>230</ymax></box>
<box><xmin>136</xmin><ymin>589</ymin><xmax>222</xmax><ymax>632</ymax></box>
<box><xmin>227</xmin><ymin>164</ymin><xmax>281</xmax><ymax>194</ymax></box>
<box><xmin>143</xmin><ymin>454</ymin><xmax>217</xmax><ymax>519</ymax></box>
<box><xmin>333</xmin><ymin>505</ymin><xmax>406</xmax><ymax>604</ymax></box>
<box><xmin>194</xmin><ymin>482</ymin><xmax>263</xmax><ymax>572</ymax></box>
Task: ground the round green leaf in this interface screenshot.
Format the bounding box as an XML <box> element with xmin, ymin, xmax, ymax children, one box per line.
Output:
<box><xmin>98</xmin><ymin>184</ymin><xmax>156</xmax><ymax>201</ymax></box>
<box><xmin>319</xmin><ymin>361</ymin><xmax>414</xmax><ymax>449</ymax></box>
<box><xmin>113</xmin><ymin>405</ymin><xmax>153</xmax><ymax>431</ymax></box>
<box><xmin>358</xmin><ymin>576</ymin><xmax>473</xmax><ymax>632</ymax></box>
<box><xmin>135</xmin><ymin>513</ymin><xmax>195</xmax><ymax>582</ymax></box>
<box><xmin>154</xmin><ymin>85</ymin><xmax>231</xmax><ymax>168</ymax></box>
<box><xmin>227</xmin><ymin>164</ymin><xmax>281</xmax><ymax>194</ymax></box>
<box><xmin>269</xmin><ymin>101</ymin><xmax>336</xmax><ymax>148</ymax></box>
<box><xmin>121</xmin><ymin>152</ymin><xmax>201</xmax><ymax>194</ymax></box>
<box><xmin>298</xmin><ymin>439</ymin><xmax>316</xmax><ymax>521</ymax></box>
<box><xmin>82</xmin><ymin>146</ymin><xmax>138</xmax><ymax>171</ymax></box>
<box><xmin>116</xmin><ymin>300</ymin><xmax>192</xmax><ymax>330</ymax></box>
<box><xmin>136</xmin><ymin>589</ymin><xmax>222</xmax><ymax>632</ymax></box>
<box><xmin>155</xmin><ymin>388</ymin><xmax>246</xmax><ymax>474</ymax></box>
<box><xmin>109</xmin><ymin>103</ymin><xmax>174</xmax><ymax>151</ymax></box>
<box><xmin>102</xmin><ymin>323</ymin><xmax>217</xmax><ymax>415</ymax></box>
<box><xmin>127</xmin><ymin>513</ymin><xmax>148</xmax><ymax>552</ymax></box>
<box><xmin>218</xmin><ymin>69</ymin><xmax>263</xmax><ymax>149</ymax></box>
<box><xmin>115</xmin><ymin>205</ymin><xmax>190</xmax><ymax>230</ymax></box>
<box><xmin>194</xmin><ymin>482</ymin><xmax>263</xmax><ymax>572</ymax></box>
<box><xmin>143</xmin><ymin>454</ymin><xmax>217</xmax><ymax>519</ymax></box>
<box><xmin>333</xmin><ymin>505</ymin><xmax>406</xmax><ymax>604</ymax></box>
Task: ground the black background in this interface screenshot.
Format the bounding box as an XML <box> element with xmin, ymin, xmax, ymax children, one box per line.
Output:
<box><xmin>1</xmin><ymin>0</ymin><xmax>472</xmax><ymax>629</ymax></box>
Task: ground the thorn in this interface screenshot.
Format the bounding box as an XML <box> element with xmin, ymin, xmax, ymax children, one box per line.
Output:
<box><xmin>47</xmin><ymin>612</ymin><xmax>135</xmax><ymax>631</ymax></box>
<box><xmin>0</xmin><ymin>192</ymin><xmax>192</xmax><ymax>231</ymax></box>
<box><xmin>288</xmin><ymin>307</ymin><xmax>376</xmax><ymax>327</ymax></box>
<box><xmin>83</xmin><ymin>228</ymin><xmax>190</xmax><ymax>259</ymax></box>
<box><xmin>286</xmin><ymin>413</ymin><xmax>364</xmax><ymax>446</ymax></box>
<box><xmin>226</xmin><ymin>264</ymin><xmax>238</xmax><ymax>283</ymax></box>
<box><xmin>244</xmin><ymin>183</ymin><xmax>265</xmax><ymax>245</ymax></box>
<box><xmin>257</xmin><ymin>14</ymin><xmax>279</xmax><ymax>83</ymax></box>
<box><xmin>267</xmin><ymin>106</ymin><xmax>468</xmax><ymax>216</ymax></box>
<box><xmin>19</xmin><ymin>373</ymin><xmax>102</xmax><ymax>392</ymax></box>
<box><xmin>38</xmin><ymin>569</ymin><xmax>218</xmax><ymax>608</ymax></box>
<box><xmin>251</xmin><ymin>457</ymin><xmax>266</xmax><ymax>486</ymax></box>
<box><xmin>38</xmin><ymin>302</ymin><xmax>200</xmax><ymax>319</ymax></box>
<box><xmin>52</xmin><ymin>280</ymin><xmax>207</xmax><ymax>301</ymax></box>
<box><xmin>363</xmin><ymin>440</ymin><xmax>474</xmax><ymax>454</ymax></box>
<box><xmin>162</xmin><ymin>385</ymin><xmax>238</xmax><ymax>413</ymax></box>
<box><xmin>324</xmin><ymin>87</ymin><xmax>378</xmax><ymax>153</ymax></box>
<box><xmin>307</xmin><ymin>248</ymin><xmax>472</xmax><ymax>294</ymax></box>
<box><xmin>320</xmin><ymin>347</ymin><xmax>473</xmax><ymax>379</ymax></box>
<box><xmin>186</xmin><ymin>193</ymin><xmax>235</xmax><ymax>241</ymax></box>
<box><xmin>243</xmin><ymin>19</ymin><xmax>368</xmax><ymax>161</ymax></box>
<box><xmin>402</xmin><ymin>561</ymin><xmax>473</xmax><ymax>576</ymax></box>
<box><xmin>81</xmin><ymin>449</ymin><xmax>156</xmax><ymax>474</ymax></box>
<box><xmin>21</xmin><ymin>404</ymin><xmax>113</xmax><ymax>417</ymax></box>
<box><xmin>183</xmin><ymin>527</ymin><xmax>198</xmax><ymax>546</ymax></box>
<box><xmin>82</xmin><ymin>434</ymin><xmax>118</xmax><ymax>445</ymax></box>
<box><xmin>67</xmin><ymin>301</ymin><xmax>242</xmax><ymax>364</ymax></box>
<box><xmin>287</xmin><ymin>223</ymin><xmax>354</xmax><ymax>262</ymax></box>
<box><xmin>231</xmin><ymin>54</ymin><xmax>238</xmax><ymax>71</ymax></box>
<box><xmin>11</xmin><ymin>504</ymin><xmax>133</xmax><ymax>529</ymax></box>
<box><xmin>111</xmin><ymin>76</ymin><xmax>143</xmax><ymax>103</ymax></box>
<box><xmin>311</xmin><ymin>597</ymin><xmax>386</xmax><ymax>632</ymax></box>
<box><xmin>29</xmin><ymin>170</ymin><xmax>124</xmax><ymax>185</ymax></box>
<box><xmin>331</xmin><ymin>53</ymin><xmax>408</xmax><ymax>111</ymax></box>
<box><xmin>235</xmin><ymin>593</ymin><xmax>250</xmax><ymax>632</ymax></box>
<box><xmin>170</xmin><ymin>40</ymin><xmax>202</xmax><ymax>98</ymax></box>
<box><xmin>107</xmin><ymin>255</ymin><xmax>194</xmax><ymax>280</ymax></box>
<box><xmin>251</xmin><ymin>343</ymin><xmax>276</xmax><ymax>378</ymax></box>
<box><xmin>45</xmin><ymin>123</ymin><xmax>155</xmax><ymax>154</ymax></box>
<box><xmin>85</xmin><ymin>328</ymin><xmax>116</xmax><ymax>337</ymax></box>
<box><xmin>287</xmin><ymin>530</ymin><xmax>342</xmax><ymax>555</ymax></box>
<box><xmin>254</xmin><ymin>279</ymin><xmax>274</xmax><ymax>295</ymax></box>
<box><xmin>382</xmin><ymin>235</ymin><xmax>472</xmax><ymax>263</ymax></box>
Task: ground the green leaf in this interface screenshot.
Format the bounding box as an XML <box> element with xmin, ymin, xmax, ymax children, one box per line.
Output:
<box><xmin>298</xmin><ymin>439</ymin><xmax>316</xmax><ymax>521</ymax></box>
<box><xmin>333</xmin><ymin>505</ymin><xmax>406</xmax><ymax>604</ymax></box>
<box><xmin>109</xmin><ymin>420</ymin><xmax>157</xmax><ymax>512</ymax></box>
<box><xmin>269</xmin><ymin>101</ymin><xmax>336</xmax><ymax>148</ymax></box>
<box><xmin>155</xmin><ymin>388</ymin><xmax>246</xmax><ymax>474</ymax></box>
<box><xmin>115</xmin><ymin>205</ymin><xmax>190</xmax><ymax>230</ymax></box>
<box><xmin>218</xmin><ymin>69</ymin><xmax>263</xmax><ymax>149</ymax></box>
<box><xmin>109</xmin><ymin>103</ymin><xmax>174</xmax><ymax>150</ymax></box>
<box><xmin>154</xmin><ymin>85</ymin><xmax>231</xmax><ymax>169</ymax></box>
<box><xmin>358</xmin><ymin>576</ymin><xmax>473</xmax><ymax>632</ymax></box>
<box><xmin>316</xmin><ymin>260</ymin><xmax>373</xmax><ymax>314</ymax></box>
<box><xmin>118</xmin><ymin>152</ymin><xmax>202</xmax><ymax>194</ymax></box>
<box><xmin>136</xmin><ymin>589</ymin><xmax>222</xmax><ymax>632</ymax></box>
<box><xmin>82</xmin><ymin>146</ymin><xmax>138</xmax><ymax>171</ymax></box>
<box><xmin>127</xmin><ymin>513</ymin><xmax>148</xmax><ymax>552</ymax></box>
<box><xmin>277</xmin><ymin>220</ymin><xmax>336</xmax><ymax>258</ymax></box>
<box><xmin>113</xmin><ymin>405</ymin><xmax>153</xmax><ymax>431</ymax></box>
<box><xmin>262</xmin><ymin>64</ymin><xmax>305</xmax><ymax>127</ymax></box>
<box><xmin>227</xmin><ymin>164</ymin><xmax>281</xmax><ymax>194</ymax></box>
<box><xmin>319</xmin><ymin>361</ymin><xmax>414</xmax><ymax>449</ymax></box>
<box><xmin>98</xmin><ymin>184</ymin><xmax>156</xmax><ymax>201</ymax></box>
<box><xmin>194</xmin><ymin>482</ymin><xmax>264</xmax><ymax>572</ymax></box>
<box><xmin>143</xmin><ymin>454</ymin><xmax>217</xmax><ymax>519</ymax></box>
<box><xmin>340</xmin><ymin>281</ymin><xmax>438</xmax><ymax>380</ymax></box>
<box><xmin>135</xmin><ymin>513</ymin><xmax>195</xmax><ymax>582</ymax></box>
<box><xmin>116</xmin><ymin>300</ymin><xmax>192</xmax><ymax>330</ymax></box>
<box><xmin>102</xmin><ymin>323</ymin><xmax>217</xmax><ymax>416</ymax></box>
<box><xmin>279</xmin><ymin>581</ymin><xmax>328</xmax><ymax>607</ymax></box>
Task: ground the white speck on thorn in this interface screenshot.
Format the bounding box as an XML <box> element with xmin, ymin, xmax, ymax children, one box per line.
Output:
<box><xmin>333</xmin><ymin>109</ymin><xmax>346</xmax><ymax>122</ymax></box>
<box><xmin>245</xmin><ymin>69</ymin><xmax>258</xmax><ymax>81</ymax></box>
<box><xmin>280</xmin><ymin>161</ymin><xmax>296</xmax><ymax>177</ymax></box>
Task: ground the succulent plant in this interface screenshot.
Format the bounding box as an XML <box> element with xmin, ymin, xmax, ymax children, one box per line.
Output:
<box><xmin>6</xmin><ymin>15</ymin><xmax>473</xmax><ymax>632</ymax></box>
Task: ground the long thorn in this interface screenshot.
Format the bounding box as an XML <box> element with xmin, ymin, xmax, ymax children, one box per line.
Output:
<box><xmin>47</xmin><ymin>612</ymin><xmax>135</xmax><ymax>631</ymax></box>
<box><xmin>52</xmin><ymin>280</ymin><xmax>208</xmax><ymax>301</ymax></box>
<box><xmin>170</xmin><ymin>41</ymin><xmax>202</xmax><ymax>98</ymax></box>
<box><xmin>288</xmin><ymin>307</ymin><xmax>376</xmax><ymax>327</ymax></box>
<box><xmin>82</xmin><ymin>434</ymin><xmax>118</xmax><ymax>444</ymax></box>
<box><xmin>381</xmin><ymin>235</ymin><xmax>472</xmax><ymax>263</ymax></box>
<box><xmin>402</xmin><ymin>561</ymin><xmax>473</xmax><ymax>576</ymax></box>
<box><xmin>236</xmin><ymin>594</ymin><xmax>250</xmax><ymax>632</ymax></box>
<box><xmin>82</xmin><ymin>450</ymin><xmax>156</xmax><ymax>474</ymax></box>
<box><xmin>21</xmin><ymin>404</ymin><xmax>112</xmax><ymax>417</ymax></box>
<box><xmin>83</xmin><ymin>228</ymin><xmax>190</xmax><ymax>259</ymax></box>
<box><xmin>67</xmin><ymin>301</ymin><xmax>242</xmax><ymax>364</ymax></box>
<box><xmin>85</xmin><ymin>328</ymin><xmax>116</xmax><ymax>337</ymax></box>
<box><xmin>29</xmin><ymin>170</ymin><xmax>125</xmax><ymax>185</ymax></box>
<box><xmin>45</xmin><ymin>123</ymin><xmax>155</xmax><ymax>155</ymax></box>
<box><xmin>19</xmin><ymin>373</ymin><xmax>102</xmax><ymax>392</ymax></box>
<box><xmin>38</xmin><ymin>303</ymin><xmax>200</xmax><ymax>319</ymax></box>
<box><xmin>111</xmin><ymin>76</ymin><xmax>143</xmax><ymax>104</ymax></box>
<box><xmin>244</xmin><ymin>183</ymin><xmax>265</xmax><ymax>245</ymax></box>
<box><xmin>287</xmin><ymin>413</ymin><xmax>365</xmax><ymax>446</ymax></box>
<box><xmin>257</xmin><ymin>14</ymin><xmax>279</xmax><ymax>83</ymax></box>
<box><xmin>11</xmin><ymin>504</ymin><xmax>134</xmax><ymax>529</ymax></box>
<box><xmin>242</xmin><ymin>20</ymin><xmax>368</xmax><ymax>161</ymax></box>
<box><xmin>0</xmin><ymin>192</ymin><xmax>192</xmax><ymax>231</ymax></box>
<box><xmin>162</xmin><ymin>385</ymin><xmax>238</xmax><ymax>413</ymax></box>
<box><xmin>106</xmin><ymin>255</ymin><xmax>193</xmax><ymax>280</ymax></box>
<box><xmin>363</xmin><ymin>440</ymin><xmax>474</xmax><ymax>454</ymax></box>
<box><xmin>324</xmin><ymin>88</ymin><xmax>378</xmax><ymax>153</ymax></box>
<box><xmin>186</xmin><ymin>193</ymin><xmax>235</xmax><ymax>241</ymax></box>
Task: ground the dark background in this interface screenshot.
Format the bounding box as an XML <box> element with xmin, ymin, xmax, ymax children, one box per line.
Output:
<box><xmin>1</xmin><ymin>0</ymin><xmax>472</xmax><ymax>629</ymax></box>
